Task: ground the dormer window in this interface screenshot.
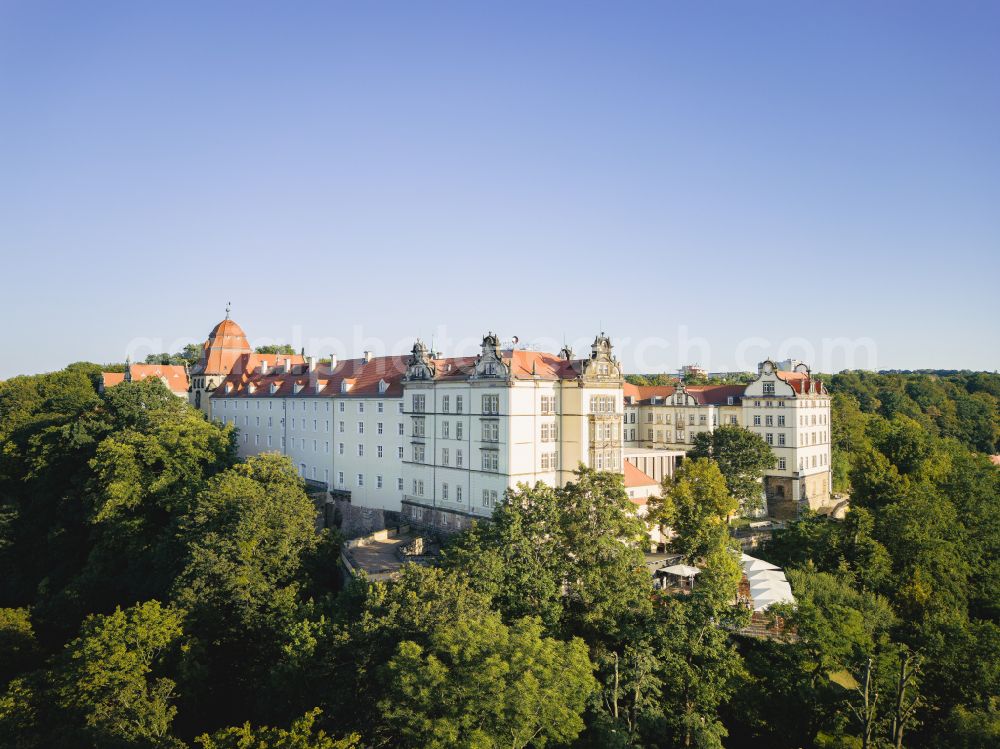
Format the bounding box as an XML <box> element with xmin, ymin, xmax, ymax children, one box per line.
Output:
<box><xmin>248</xmin><ymin>383</ymin><xmax>256</xmax><ymax>394</ymax></box>
<box><xmin>225</xmin><ymin>383</ymin><xmax>233</xmax><ymax>393</ymax></box>
<box><xmin>341</xmin><ymin>381</ymin><xmax>352</xmax><ymax>393</ymax></box>
<box><xmin>270</xmin><ymin>383</ymin><xmax>279</xmax><ymax>395</ymax></box>
<box><xmin>763</xmin><ymin>382</ymin><xmax>775</xmax><ymax>395</ymax></box>
<box><xmin>293</xmin><ymin>382</ymin><xmax>303</xmax><ymax>394</ymax></box>
<box><xmin>378</xmin><ymin>379</ymin><xmax>388</xmax><ymax>394</ymax></box>
<box><xmin>727</xmin><ymin>396</ymin><xmax>734</xmax><ymax>405</ymax></box>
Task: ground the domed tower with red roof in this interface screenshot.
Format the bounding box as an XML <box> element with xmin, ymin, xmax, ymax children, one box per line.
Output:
<box><xmin>189</xmin><ymin>304</ymin><xmax>252</xmax><ymax>413</ymax></box>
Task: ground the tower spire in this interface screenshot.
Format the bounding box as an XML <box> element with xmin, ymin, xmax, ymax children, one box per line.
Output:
<box><xmin>225</xmin><ymin>301</ymin><xmax>231</xmax><ymax>320</ymax></box>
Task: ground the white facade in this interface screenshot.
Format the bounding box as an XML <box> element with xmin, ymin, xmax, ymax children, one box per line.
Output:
<box><xmin>398</xmin><ymin>334</ymin><xmax>628</xmax><ymax>531</ymax></box>
<box><xmin>189</xmin><ymin>315</ymin><xmax>831</xmax><ymax>526</ymax></box>
<box><xmin>621</xmin><ymin>360</ymin><xmax>833</xmax><ymax>515</ymax></box>
<box><xmin>741</xmin><ymin>360</ymin><xmax>832</xmax><ymax>509</ymax></box>
<box><xmin>209</xmin><ymin>354</ymin><xmax>409</xmax><ymax>512</ymax></box>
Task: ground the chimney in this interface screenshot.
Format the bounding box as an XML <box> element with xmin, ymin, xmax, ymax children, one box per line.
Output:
<box><xmin>363</xmin><ymin>350</ymin><xmax>373</xmax><ymax>364</ymax></box>
<box><xmin>283</xmin><ymin>358</ymin><xmax>291</xmax><ymax>374</ymax></box>
<box><xmin>261</xmin><ymin>360</ymin><xmax>269</xmax><ymax>375</ymax></box>
<box><xmin>309</xmin><ymin>356</ymin><xmax>317</xmax><ymax>373</ymax></box>
<box><xmin>329</xmin><ymin>354</ymin><xmax>338</xmax><ymax>372</ymax></box>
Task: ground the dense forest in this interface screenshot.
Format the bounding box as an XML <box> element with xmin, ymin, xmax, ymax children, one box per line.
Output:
<box><xmin>0</xmin><ymin>365</ymin><xmax>997</xmax><ymax>748</ymax></box>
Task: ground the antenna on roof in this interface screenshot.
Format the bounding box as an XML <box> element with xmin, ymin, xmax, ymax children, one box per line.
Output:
<box><xmin>225</xmin><ymin>301</ymin><xmax>231</xmax><ymax>319</ymax></box>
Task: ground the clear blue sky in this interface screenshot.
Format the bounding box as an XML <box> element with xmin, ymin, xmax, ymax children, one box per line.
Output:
<box><xmin>1</xmin><ymin>1</ymin><xmax>998</xmax><ymax>379</ymax></box>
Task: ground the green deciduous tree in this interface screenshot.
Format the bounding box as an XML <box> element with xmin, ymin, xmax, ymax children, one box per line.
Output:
<box><xmin>196</xmin><ymin>709</ymin><xmax>359</xmax><ymax>749</ymax></box>
<box><xmin>381</xmin><ymin>615</ymin><xmax>595</xmax><ymax>749</ymax></box>
<box><xmin>254</xmin><ymin>345</ymin><xmax>297</xmax><ymax>355</ymax></box>
<box><xmin>53</xmin><ymin>601</ymin><xmax>185</xmax><ymax>748</ymax></box>
<box><xmin>171</xmin><ymin>454</ymin><xmax>322</xmax><ymax>729</ymax></box>
<box><xmin>690</xmin><ymin>425</ymin><xmax>773</xmax><ymax>515</ymax></box>
<box><xmin>651</xmin><ymin>458</ymin><xmax>736</xmax><ymax>562</ymax></box>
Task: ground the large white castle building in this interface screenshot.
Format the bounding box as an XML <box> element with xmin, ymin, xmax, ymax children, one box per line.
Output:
<box><xmin>106</xmin><ymin>313</ymin><xmax>833</xmax><ymax>529</ymax></box>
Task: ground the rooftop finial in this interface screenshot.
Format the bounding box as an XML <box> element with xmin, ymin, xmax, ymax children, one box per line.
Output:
<box><xmin>225</xmin><ymin>301</ymin><xmax>231</xmax><ymax>319</ymax></box>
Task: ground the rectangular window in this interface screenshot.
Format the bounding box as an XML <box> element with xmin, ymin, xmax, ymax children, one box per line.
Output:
<box><xmin>765</xmin><ymin>433</ymin><xmax>774</xmax><ymax>445</ymax></box>
<box><xmin>339</xmin><ymin>402</ymin><xmax>345</xmax><ymax>412</ymax></box>
<box><xmin>398</xmin><ymin>423</ymin><xmax>404</xmax><ymax>436</ymax></box>
<box><xmin>777</xmin><ymin>415</ymin><xmax>785</xmax><ymax>426</ymax></box>
<box><xmin>339</xmin><ymin>421</ymin><xmax>345</xmax><ymax>433</ymax></box>
<box><xmin>456</xmin><ymin>395</ymin><xmax>463</xmax><ymax>413</ymax></box>
<box><xmin>753</xmin><ymin>415</ymin><xmax>761</xmax><ymax>426</ymax></box>
<box><xmin>358</xmin><ymin>402</ymin><xmax>364</xmax><ymax>414</ymax></box>
<box><xmin>442</xmin><ymin>448</ymin><xmax>450</xmax><ymax>466</ymax></box>
<box><xmin>339</xmin><ymin>443</ymin><xmax>344</xmax><ymax>455</ymax></box>
<box><xmin>398</xmin><ymin>446</ymin><xmax>404</xmax><ymax>459</ymax></box>
<box><xmin>413</xmin><ymin>417</ymin><xmax>425</xmax><ymax>437</ymax></box>
<box><xmin>377</xmin><ymin>475</ymin><xmax>383</xmax><ymax>488</ymax></box>
<box><xmin>338</xmin><ymin>471</ymin><xmax>344</xmax><ymax>485</ymax></box>
<box><xmin>456</xmin><ymin>449</ymin><xmax>463</xmax><ymax>467</ymax></box>
<box><xmin>456</xmin><ymin>485</ymin><xmax>462</xmax><ymax>503</ymax></box>
<box><xmin>765</xmin><ymin>415</ymin><xmax>774</xmax><ymax>426</ymax></box>
<box><xmin>442</xmin><ymin>421</ymin><xmax>450</xmax><ymax>439</ymax></box>
<box><xmin>763</xmin><ymin>381</ymin><xmax>775</xmax><ymax>395</ymax></box>
<box><xmin>413</xmin><ymin>445</ymin><xmax>425</xmax><ymax>463</ymax></box>
<box><xmin>357</xmin><ymin>473</ymin><xmax>364</xmax><ymax>486</ymax></box>
<box><xmin>482</xmin><ymin>394</ymin><xmax>500</xmax><ymax>414</ymax></box>
<box><xmin>358</xmin><ymin>444</ymin><xmax>364</xmax><ymax>457</ymax></box>
<box><xmin>481</xmin><ymin>421</ymin><xmax>500</xmax><ymax>441</ymax></box>
<box><xmin>357</xmin><ymin>422</ymin><xmax>364</xmax><ymax>434</ymax></box>
<box><xmin>456</xmin><ymin>421</ymin><xmax>463</xmax><ymax>439</ymax></box>
<box><xmin>397</xmin><ymin>478</ymin><xmax>404</xmax><ymax>491</ymax></box>
<box><xmin>442</xmin><ymin>395</ymin><xmax>450</xmax><ymax>413</ymax></box>
<box><xmin>778</xmin><ymin>434</ymin><xmax>786</xmax><ymax>446</ymax></box>
<box><xmin>412</xmin><ymin>394</ymin><xmax>426</xmax><ymax>413</ymax></box>
<box><xmin>378</xmin><ymin>445</ymin><xmax>383</xmax><ymax>458</ymax></box>
<box><xmin>778</xmin><ymin>457</ymin><xmax>787</xmax><ymax>470</ymax></box>
<box><xmin>377</xmin><ymin>422</ymin><xmax>384</xmax><ymax>435</ymax></box>
<box><xmin>482</xmin><ymin>450</ymin><xmax>499</xmax><ymax>472</ymax></box>
<box><xmin>378</xmin><ymin>401</ymin><xmax>384</xmax><ymax>413</ymax></box>
<box><xmin>442</xmin><ymin>483</ymin><xmax>449</xmax><ymax>500</ymax></box>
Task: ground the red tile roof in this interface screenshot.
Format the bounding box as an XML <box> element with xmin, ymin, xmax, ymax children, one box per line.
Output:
<box><xmin>624</xmin><ymin>461</ymin><xmax>659</xmax><ymax>488</ymax></box>
<box><xmin>212</xmin><ymin>355</ymin><xmax>410</xmax><ymax>399</ymax></box>
<box><xmin>102</xmin><ymin>372</ymin><xmax>125</xmax><ymax>387</ymax></box>
<box><xmin>623</xmin><ymin>383</ymin><xmax>676</xmax><ymax>404</ymax></box>
<box><xmin>428</xmin><ymin>350</ymin><xmax>584</xmax><ymax>382</ymax></box>
<box><xmin>194</xmin><ymin>318</ymin><xmax>253</xmax><ymax>375</ymax></box>
<box><xmin>101</xmin><ymin>365</ymin><xmax>190</xmax><ymax>394</ymax></box>
<box><xmin>684</xmin><ymin>384</ymin><xmax>746</xmax><ymax>405</ymax></box>
<box><xmin>776</xmin><ymin>371</ymin><xmax>827</xmax><ymax>395</ymax></box>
